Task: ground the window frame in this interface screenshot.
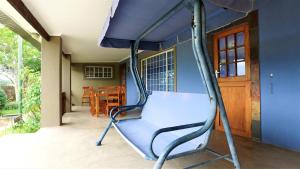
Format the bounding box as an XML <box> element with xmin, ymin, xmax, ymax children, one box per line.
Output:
<box><xmin>140</xmin><ymin>48</ymin><xmax>176</xmax><ymax>92</ymax></box>
<box><xmin>84</xmin><ymin>65</ymin><xmax>113</xmax><ymax>79</ymax></box>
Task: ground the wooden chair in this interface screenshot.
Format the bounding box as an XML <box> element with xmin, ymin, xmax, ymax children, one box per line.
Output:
<box><xmin>106</xmin><ymin>86</ymin><xmax>121</xmax><ymax>116</ymax></box>
<box><xmin>120</xmin><ymin>85</ymin><xmax>126</xmax><ymax>106</ymax></box>
<box><xmin>89</xmin><ymin>90</ymin><xmax>96</xmax><ymax>116</ymax></box>
<box><xmin>82</xmin><ymin>86</ymin><xmax>93</xmax><ymax>105</ymax></box>
<box><xmin>95</xmin><ymin>92</ymin><xmax>107</xmax><ymax>117</ymax></box>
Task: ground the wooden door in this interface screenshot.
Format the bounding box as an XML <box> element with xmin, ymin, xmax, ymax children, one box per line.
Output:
<box><xmin>213</xmin><ymin>23</ymin><xmax>252</xmax><ymax>138</ymax></box>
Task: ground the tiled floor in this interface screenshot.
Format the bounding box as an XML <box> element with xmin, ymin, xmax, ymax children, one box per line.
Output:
<box><xmin>0</xmin><ymin>106</ymin><xmax>299</xmax><ymax>169</ymax></box>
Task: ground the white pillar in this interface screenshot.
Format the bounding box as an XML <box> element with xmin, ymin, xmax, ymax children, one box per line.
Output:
<box><xmin>41</xmin><ymin>36</ymin><xmax>62</xmax><ymax>127</ymax></box>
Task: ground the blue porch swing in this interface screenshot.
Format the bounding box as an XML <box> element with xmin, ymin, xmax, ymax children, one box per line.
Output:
<box><xmin>97</xmin><ymin>0</ymin><xmax>255</xmax><ymax>168</ymax></box>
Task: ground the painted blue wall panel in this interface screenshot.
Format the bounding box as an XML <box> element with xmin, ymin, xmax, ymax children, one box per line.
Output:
<box><xmin>259</xmin><ymin>0</ymin><xmax>300</xmax><ymax>151</ymax></box>
<box><xmin>125</xmin><ymin>61</ymin><xmax>139</xmax><ymax>105</ymax></box>
<box><xmin>176</xmin><ymin>40</ymin><xmax>206</xmax><ymax>93</ymax></box>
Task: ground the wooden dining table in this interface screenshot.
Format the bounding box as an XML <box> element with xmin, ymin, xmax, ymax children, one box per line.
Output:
<box><xmin>93</xmin><ymin>86</ymin><xmax>125</xmax><ymax>117</ymax></box>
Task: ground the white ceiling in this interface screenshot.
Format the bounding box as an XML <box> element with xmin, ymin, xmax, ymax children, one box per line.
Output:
<box><xmin>21</xmin><ymin>0</ymin><xmax>130</xmax><ymax>63</ymax></box>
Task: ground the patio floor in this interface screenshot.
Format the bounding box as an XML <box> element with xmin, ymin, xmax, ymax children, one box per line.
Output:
<box><xmin>0</xmin><ymin>106</ymin><xmax>300</xmax><ymax>169</ymax></box>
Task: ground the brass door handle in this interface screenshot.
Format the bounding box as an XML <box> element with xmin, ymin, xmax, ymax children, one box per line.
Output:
<box><xmin>215</xmin><ymin>70</ymin><xmax>220</xmax><ymax>78</ymax></box>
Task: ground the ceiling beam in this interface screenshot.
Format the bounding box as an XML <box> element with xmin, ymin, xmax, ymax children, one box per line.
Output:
<box><xmin>7</xmin><ymin>0</ymin><xmax>50</xmax><ymax>41</ymax></box>
<box><xmin>0</xmin><ymin>10</ymin><xmax>40</xmax><ymax>50</ymax></box>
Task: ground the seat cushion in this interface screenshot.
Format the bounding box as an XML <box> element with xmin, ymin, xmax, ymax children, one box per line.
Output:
<box><xmin>114</xmin><ymin>91</ymin><xmax>212</xmax><ymax>160</ymax></box>
<box><xmin>114</xmin><ymin>118</ymin><xmax>209</xmax><ymax>160</ymax></box>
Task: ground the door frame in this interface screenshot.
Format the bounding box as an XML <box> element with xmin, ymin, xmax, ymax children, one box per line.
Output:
<box><xmin>213</xmin><ymin>23</ymin><xmax>252</xmax><ymax>138</ymax></box>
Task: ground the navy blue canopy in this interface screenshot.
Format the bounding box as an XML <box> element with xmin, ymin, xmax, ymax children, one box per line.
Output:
<box><xmin>98</xmin><ymin>0</ymin><xmax>256</xmax><ymax>50</ymax></box>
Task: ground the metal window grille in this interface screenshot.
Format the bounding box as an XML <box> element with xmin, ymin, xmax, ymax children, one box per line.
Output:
<box><xmin>141</xmin><ymin>49</ymin><xmax>175</xmax><ymax>91</ymax></box>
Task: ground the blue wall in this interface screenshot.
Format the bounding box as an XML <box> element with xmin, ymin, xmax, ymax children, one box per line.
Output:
<box><xmin>259</xmin><ymin>0</ymin><xmax>300</xmax><ymax>151</ymax></box>
<box><xmin>125</xmin><ymin>60</ymin><xmax>139</xmax><ymax>105</ymax></box>
<box><xmin>176</xmin><ymin>41</ymin><xmax>206</xmax><ymax>93</ymax></box>
<box><xmin>125</xmin><ymin>40</ymin><xmax>206</xmax><ymax>104</ymax></box>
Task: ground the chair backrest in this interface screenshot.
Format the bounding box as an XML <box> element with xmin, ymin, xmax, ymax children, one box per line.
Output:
<box><xmin>141</xmin><ymin>91</ymin><xmax>211</xmax><ymax>128</ymax></box>
<box><xmin>98</xmin><ymin>86</ymin><xmax>119</xmax><ymax>93</ymax></box>
<box><xmin>83</xmin><ymin>86</ymin><xmax>93</xmax><ymax>97</ymax></box>
<box><xmin>89</xmin><ymin>90</ymin><xmax>96</xmax><ymax>113</ymax></box>
<box><xmin>121</xmin><ymin>85</ymin><xmax>126</xmax><ymax>94</ymax></box>
<box><xmin>107</xmin><ymin>86</ymin><xmax>121</xmax><ymax>102</ymax></box>
<box><xmin>98</xmin><ymin>86</ymin><xmax>110</xmax><ymax>92</ymax></box>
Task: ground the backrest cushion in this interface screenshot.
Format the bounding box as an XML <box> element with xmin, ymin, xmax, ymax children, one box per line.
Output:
<box><xmin>142</xmin><ymin>91</ymin><xmax>211</xmax><ymax>128</ymax></box>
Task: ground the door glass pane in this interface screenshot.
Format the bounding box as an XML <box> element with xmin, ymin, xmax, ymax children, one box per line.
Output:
<box><xmin>227</xmin><ymin>35</ymin><xmax>235</xmax><ymax>48</ymax></box>
<box><xmin>236</xmin><ymin>32</ymin><xmax>244</xmax><ymax>46</ymax></box>
<box><xmin>237</xmin><ymin>62</ymin><xmax>246</xmax><ymax>76</ymax></box>
<box><xmin>219</xmin><ymin>38</ymin><xmax>226</xmax><ymax>50</ymax></box>
<box><xmin>237</xmin><ymin>47</ymin><xmax>245</xmax><ymax>61</ymax></box>
<box><xmin>219</xmin><ymin>64</ymin><xmax>226</xmax><ymax>77</ymax></box>
<box><xmin>219</xmin><ymin>51</ymin><xmax>226</xmax><ymax>64</ymax></box>
<box><xmin>228</xmin><ymin>49</ymin><xmax>235</xmax><ymax>63</ymax></box>
<box><xmin>228</xmin><ymin>63</ymin><xmax>235</xmax><ymax>77</ymax></box>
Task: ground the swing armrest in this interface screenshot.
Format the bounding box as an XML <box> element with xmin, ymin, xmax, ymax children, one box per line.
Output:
<box><xmin>110</xmin><ymin>104</ymin><xmax>144</xmax><ymax>121</ymax></box>
<box><xmin>149</xmin><ymin>121</ymin><xmax>206</xmax><ymax>159</ymax></box>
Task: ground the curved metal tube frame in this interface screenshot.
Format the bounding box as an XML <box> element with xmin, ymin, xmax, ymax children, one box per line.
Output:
<box><xmin>96</xmin><ymin>40</ymin><xmax>148</xmax><ymax>146</ymax></box>
<box><xmin>149</xmin><ymin>121</ymin><xmax>206</xmax><ymax>159</ymax></box>
<box><xmin>199</xmin><ymin>2</ymin><xmax>241</xmax><ymax>169</ymax></box>
<box><xmin>152</xmin><ymin>1</ymin><xmax>240</xmax><ymax>169</ymax></box>
<box><xmin>97</xmin><ymin>1</ymin><xmax>240</xmax><ymax>169</ymax></box>
<box><xmin>109</xmin><ymin>40</ymin><xmax>150</xmax><ymax>122</ymax></box>
<box><xmin>130</xmin><ymin>41</ymin><xmax>148</xmax><ymax>105</ymax></box>
<box><xmin>153</xmin><ymin>1</ymin><xmax>218</xmax><ymax>168</ymax></box>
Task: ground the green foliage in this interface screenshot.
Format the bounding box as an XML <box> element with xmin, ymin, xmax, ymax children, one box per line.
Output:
<box><xmin>0</xmin><ymin>89</ymin><xmax>7</xmax><ymax>110</ymax></box>
<box><xmin>0</xmin><ymin>27</ymin><xmax>18</xmax><ymax>69</ymax></box>
<box><xmin>22</xmin><ymin>68</ymin><xmax>41</xmax><ymax>114</ymax></box>
<box><xmin>0</xmin><ymin>27</ymin><xmax>40</xmax><ymax>71</ymax></box>
<box><xmin>21</xmin><ymin>68</ymin><xmax>41</xmax><ymax>129</ymax></box>
<box><xmin>4</xmin><ymin>101</ymin><xmax>18</xmax><ymax>110</ymax></box>
<box><xmin>13</xmin><ymin>117</ymin><xmax>40</xmax><ymax>133</ymax></box>
<box><xmin>0</xmin><ymin>118</ymin><xmax>40</xmax><ymax>137</ymax></box>
<box><xmin>23</xmin><ymin>40</ymin><xmax>41</xmax><ymax>72</ymax></box>
<box><xmin>0</xmin><ymin>26</ymin><xmax>41</xmax><ymax>137</ymax></box>
<box><xmin>0</xmin><ymin>108</ymin><xmax>18</xmax><ymax>116</ymax></box>
<box><xmin>0</xmin><ymin>68</ymin><xmax>41</xmax><ymax>136</ymax></box>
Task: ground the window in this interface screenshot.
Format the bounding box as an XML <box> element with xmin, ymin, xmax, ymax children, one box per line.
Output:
<box><xmin>84</xmin><ymin>66</ymin><xmax>113</xmax><ymax>79</ymax></box>
<box><xmin>217</xmin><ymin>31</ymin><xmax>246</xmax><ymax>77</ymax></box>
<box><xmin>141</xmin><ymin>49</ymin><xmax>175</xmax><ymax>92</ymax></box>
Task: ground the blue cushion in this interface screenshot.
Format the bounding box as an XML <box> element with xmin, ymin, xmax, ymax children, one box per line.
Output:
<box><xmin>114</xmin><ymin>91</ymin><xmax>211</xmax><ymax>160</ymax></box>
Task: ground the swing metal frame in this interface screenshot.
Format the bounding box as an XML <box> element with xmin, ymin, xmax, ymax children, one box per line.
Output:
<box><xmin>96</xmin><ymin>0</ymin><xmax>241</xmax><ymax>168</ymax></box>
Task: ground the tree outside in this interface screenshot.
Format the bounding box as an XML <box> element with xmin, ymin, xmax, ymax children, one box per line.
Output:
<box><xmin>0</xmin><ymin>26</ymin><xmax>41</xmax><ymax>136</ymax></box>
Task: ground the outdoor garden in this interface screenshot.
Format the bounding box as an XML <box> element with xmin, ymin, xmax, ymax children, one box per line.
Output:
<box><xmin>0</xmin><ymin>24</ymin><xmax>41</xmax><ymax>136</ymax></box>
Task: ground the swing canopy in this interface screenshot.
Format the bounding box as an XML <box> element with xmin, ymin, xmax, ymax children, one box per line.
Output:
<box><xmin>98</xmin><ymin>0</ymin><xmax>256</xmax><ymax>50</ymax></box>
